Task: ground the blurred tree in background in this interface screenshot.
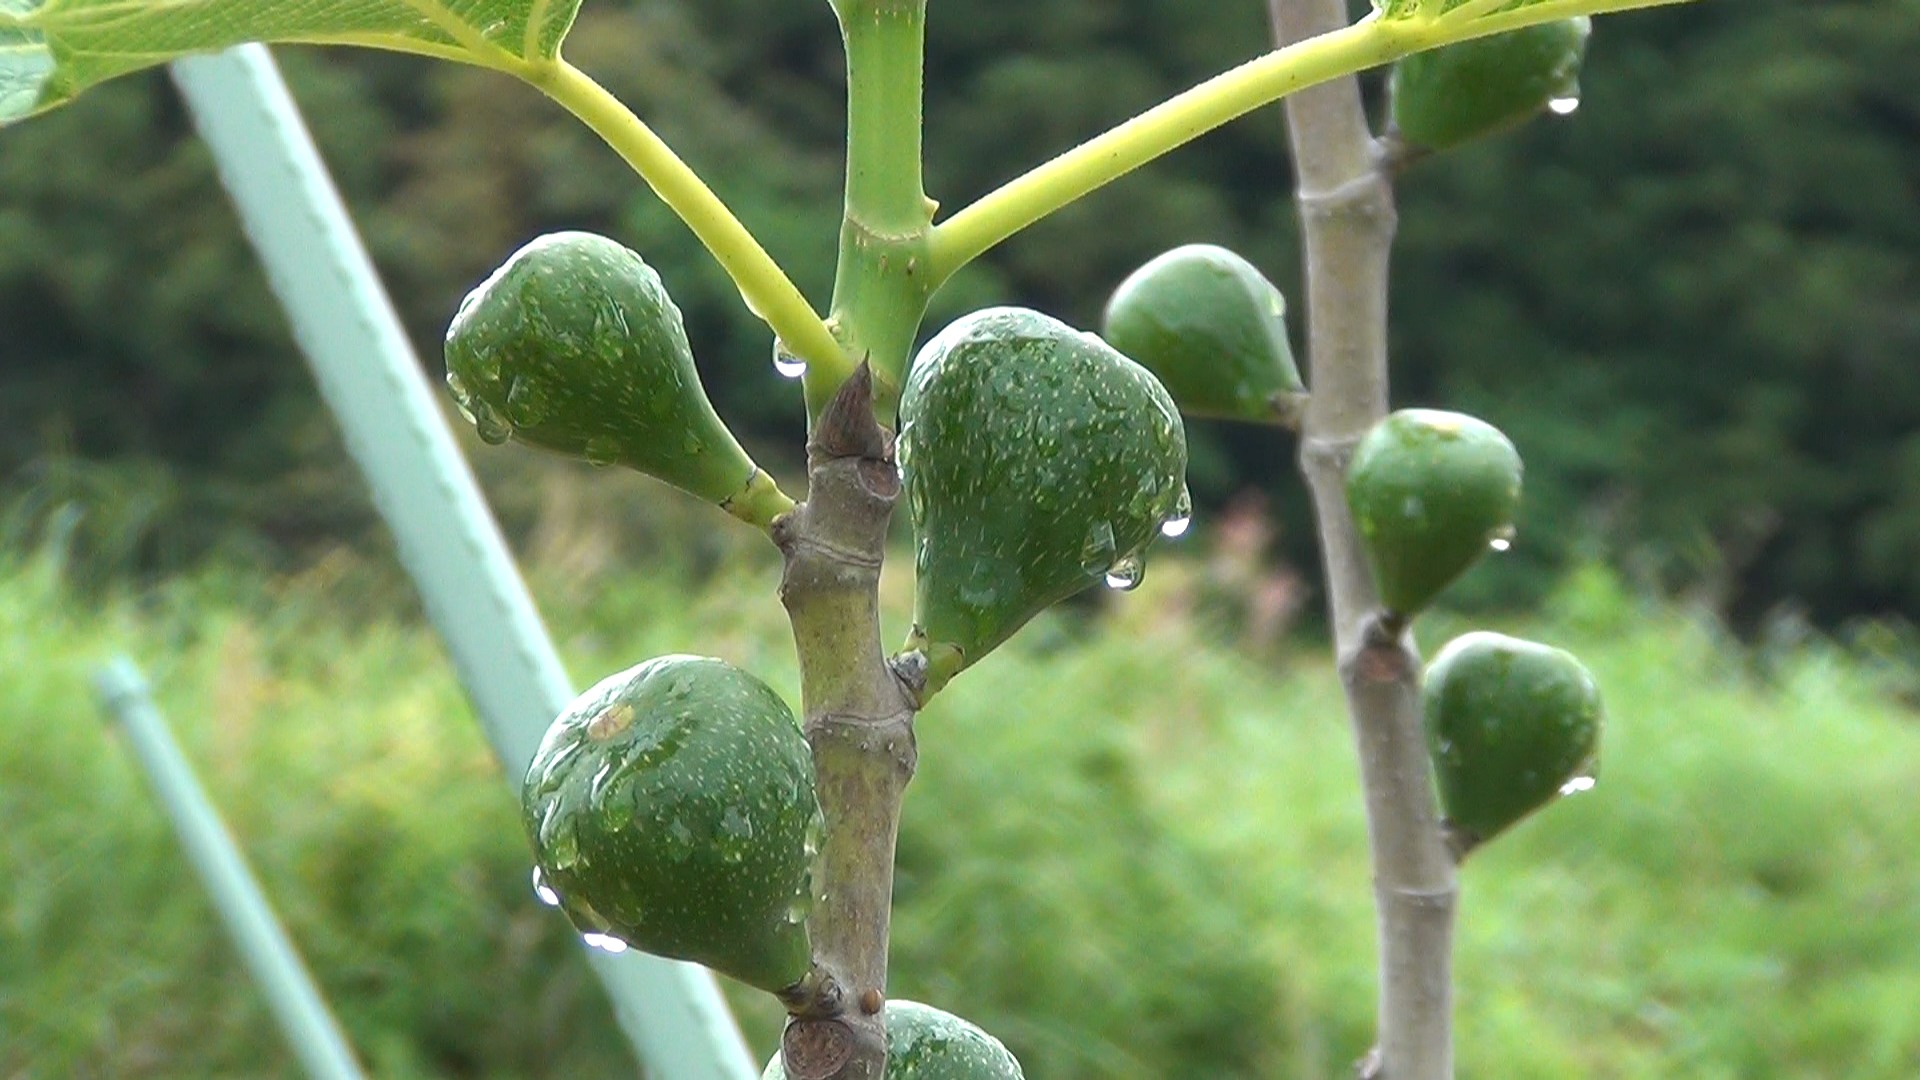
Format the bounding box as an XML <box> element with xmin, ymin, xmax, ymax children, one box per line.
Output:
<box><xmin>0</xmin><ymin>0</ymin><xmax>1914</xmax><ymax>626</ymax></box>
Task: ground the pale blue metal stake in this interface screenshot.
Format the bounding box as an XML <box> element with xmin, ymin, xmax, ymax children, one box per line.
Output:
<box><xmin>93</xmin><ymin>657</ymin><xmax>368</xmax><ymax>1080</ymax></box>
<box><xmin>167</xmin><ymin>45</ymin><xmax>757</xmax><ymax>1080</ymax></box>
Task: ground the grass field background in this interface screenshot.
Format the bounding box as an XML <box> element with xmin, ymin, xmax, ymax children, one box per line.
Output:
<box><xmin>3</xmin><ymin>528</ymin><xmax>1917</xmax><ymax>1078</ymax></box>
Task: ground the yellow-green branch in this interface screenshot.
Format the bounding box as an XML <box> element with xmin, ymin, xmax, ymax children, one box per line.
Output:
<box><xmin>523</xmin><ymin>60</ymin><xmax>851</xmax><ymax>386</ymax></box>
<box><xmin>926</xmin><ymin>0</ymin><xmax>1698</xmax><ymax>281</ymax></box>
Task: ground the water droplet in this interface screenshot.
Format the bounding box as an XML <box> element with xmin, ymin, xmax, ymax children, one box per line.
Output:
<box><xmin>582</xmin><ymin>932</ymin><xmax>629</xmax><ymax>954</ymax></box>
<box><xmin>772</xmin><ymin>342</ymin><xmax>806</xmax><ymax>379</ymax></box>
<box><xmin>1161</xmin><ymin>486</ymin><xmax>1194</xmax><ymax>538</ymax></box>
<box><xmin>782</xmin><ymin>891</ymin><xmax>812</xmax><ymax>925</ymax></box>
<box><xmin>1548</xmin><ymin>95</ymin><xmax>1581</xmax><ymax>116</ymax></box>
<box><xmin>1105</xmin><ymin>555</ymin><xmax>1144</xmax><ymax>591</ymax></box>
<box><xmin>1081</xmin><ymin>521</ymin><xmax>1118</xmax><ymax>575</ymax></box>
<box><xmin>1558</xmin><ymin>774</ymin><xmax>1597</xmax><ymax>797</ymax></box>
<box><xmin>584</xmin><ymin>436</ymin><xmax>621</xmax><ymax>467</ymax></box>
<box><xmin>1489</xmin><ymin>524</ymin><xmax>1517</xmax><ymax>553</ymax></box>
<box><xmin>470</xmin><ymin>402</ymin><xmax>512</xmax><ymax>445</ymax></box>
<box><xmin>504</xmin><ymin>377</ymin><xmax>549</xmax><ymax>426</ymax></box>
<box><xmin>531</xmin><ymin>866</ymin><xmax>560</xmax><ymax>908</ymax></box>
<box><xmin>445</xmin><ymin>371</ymin><xmax>473</xmax><ymax>408</ymax></box>
<box><xmin>0</xmin><ymin>35</ymin><xmax>56</xmax><ymax>125</ymax></box>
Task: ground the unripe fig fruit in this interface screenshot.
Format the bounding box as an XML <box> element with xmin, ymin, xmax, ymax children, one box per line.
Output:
<box><xmin>1390</xmin><ymin>18</ymin><xmax>1591</xmax><ymax>151</ymax></box>
<box><xmin>1101</xmin><ymin>244</ymin><xmax>1306</xmax><ymax>425</ymax></box>
<box><xmin>898</xmin><ymin>307</ymin><xmax>1188</xmax><ymax>691</ymax></box>
<box><xmin>1424</xmin><ymin>631</ymin><xmax>1602</xmax><ymax>850</ymax></box>
<box><xmin>445</xmin><ymin>231</ymin><xmax>782</xmax><ymax>519</ymax></box>
<box><xmin>1345</xmin><ymin>408</ymin><xmax>1521</xmax><ymax>618</ymax></box>
<box><xmin>762</xmin><ymin>1000</ymin><xmax>1025</xmax><ymax>1080</ymax></box>
<box><xmin>522</xmin><ymin>655</ymin><xmax>820</xmax><ymax>994</ymax></box>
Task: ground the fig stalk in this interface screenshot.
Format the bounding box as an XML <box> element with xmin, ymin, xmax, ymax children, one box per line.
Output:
<box><xmin>773</xmin><ymin>366</ymin><xmax>918</xmax><ymax>1080</ymax></box>
<box><xmin>1269</xmin><ymin>1</ymin><xmax>1457</xmax><ymax>1078</ymax></box>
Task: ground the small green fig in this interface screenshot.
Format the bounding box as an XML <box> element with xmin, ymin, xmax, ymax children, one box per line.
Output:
<box><xmin>522</xmin><ymin>655</ymin><xmax>820</xmax><ymax>994</ymax></box>
<box><xmin>762</xmin><ymin>1000</ymin><xmax>1025</xmax><ymax>1080</ymax></box>
<box><xmin>445</xmin><ymin>231</ymin><xmax>784</xmax><ymax>521</ymax></box>
<box><xmin>1424</xmin><ymin>631</ymin><xmax>1602</xmax><ymax>850</ymax></box>
<box><xmin>1100</xmin><ymin>244</ymin><xmax>1306</xmax><ymax>425</ymax></box>
<box><xmin>1390</xmin><ymin>18</ymin><xmax>1591</xmax><ymax>151</ymax></box>
<box><xmin>898</xmin><ymin>307</ymin><xmax>1188</xmax><ymax>693</ymax></box>
<box><xmin>1345</xmin><ymin>408</ymin><xmax>1522</xmax><ymax>618</ymax></box>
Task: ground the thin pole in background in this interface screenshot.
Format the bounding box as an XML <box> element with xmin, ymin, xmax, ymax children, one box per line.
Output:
<box><xmin>93</xmin><ymin>657</ymin><xmax>368</xmax><ymax>1080</ymax></box>
<box><xmin>166</xmin><ymin>44</ymin><xmax>758</xmax><ymax>1079</ymax></box>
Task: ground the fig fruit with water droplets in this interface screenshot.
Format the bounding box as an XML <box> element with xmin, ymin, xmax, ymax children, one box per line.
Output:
<box><xmin>1391</xmin><ymin>18</ymin><xmax>1591</xmax><ymax>151</ymax></box>
<box><xmin>1424</xmin><ymin>631</ymin><xmax>1602</xmax><ymax>851</ymax></box>
<box><xmin>898</xmin><ymin>307</ymin><xmax>1188</xmax><ymax>695</ymax></box>
<box><xmin>522</xmin><ymin>655</ymin><xmax>820</xmax><ymax>994</ymax></box>
<box><xmin>1100</xmin><ymin>243</ymin><xmax>1306</xmax><ymax>425</ymax></box>
<box><xmin>444</xmin><ymin>231</ymin><xmax>786</xmax><ymax>522</ymax></box>
<box><xmin>1345</xmin><ymin>408</ymin><xmax>1521</xmax><ymax>619</ymax></box>
<box><xmin>763</xmin><ymin>1000</ymin><xmax>1025</xmax><ymax>1080</ymax></box>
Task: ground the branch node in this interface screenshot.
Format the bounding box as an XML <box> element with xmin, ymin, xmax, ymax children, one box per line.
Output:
<box><xmin>1296</xmin><ymin>169</ymin><xmax>1395</xmax><ymax>224</ymax></box>
<box><xmin>812</xmin><ymin>362</ymin><xmax>893</xmax><ymax>463</ymax></box>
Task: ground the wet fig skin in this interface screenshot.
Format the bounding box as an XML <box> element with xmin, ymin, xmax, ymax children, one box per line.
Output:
<box><xmin>1100</xmin><ymin>244</ymin><xmax>1305</xmax><ymax>425</ymax></box>
<box><xmin>1345</xmin><ymin>408</ymin><xmax>1522</xmax><ymax>619</ymax></box>
<box><xmin>522</xmin><ymin>655</ymin><xmax>820</xmax><ymax>994</ymax></box>
<box><xmin>762</xmin><ymin>1000</ymin><xmax>1025</xmax><ymax>1080</ymax></box>
<box><xmin>1424</xmin><ymin>631</ymin><xmax>1602</xmax><ymax>848</ymax></box>
<box><xmin>444</xmin><ymin>231</ymin><xmax>765</xmax><ymax>508</ymax></box>
<box><xmin>1391</xmin><ymin>18</ymin><xmax>1591</xmax><ymax>151</ymax></box>
<box><xmin>899</xmin><ymin>307</ymin><xmax>1188</xmax><ymax>685</ymax></box>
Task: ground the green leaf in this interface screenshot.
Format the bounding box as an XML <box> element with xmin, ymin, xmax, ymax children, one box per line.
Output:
<box><xmin>0</xmin><ymin>0</ymin><xmax>581</xmax><ymax>124</ymax></box>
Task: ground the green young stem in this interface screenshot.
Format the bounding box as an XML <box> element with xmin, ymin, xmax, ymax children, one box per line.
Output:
<box><xmin>775</xmin><ymin>368</ymin><xmax>917</xmax><ymax>1080</ymax></box>
<box><xmin>1269</xmin><ymin>1</ymin><xmax>1456</xmax><ymax>1077</ymax></box>
<box><xmin>925</xmin><ymin>0</ymin><xmax>1698</xmax><ymax>279</ymax></box>
<box><xmin>813</xmin><ymin>0</ymin><xmax>937</xmax><ymax>422</ymax></box>
<box><xmin>521</xmin><ymin>60</ymin><xmax>852</xmax><ymax>388</ymax></box>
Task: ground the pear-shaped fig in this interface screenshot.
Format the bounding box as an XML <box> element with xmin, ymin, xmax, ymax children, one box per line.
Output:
<box><xmin>898</xmin><ymin>307</ymin><xmax>1188</xmax><ymax>692</ymax></box>
<box><xmin>1391</xmin><ymin>18</ymin><xmax>1591</xmax><ymax>152</ymax></box>
<box><xmin>1345</xmin><ymin>408</ymin><xmax>1521</xmax><ymax>618</ymax></box>
<box><xmin>1100</xmin><ymin>244</ymin><xmax>1306</xmax><ymax>425</ymax></box>
<box><xmin>445</xmin><ymin>231</ymin><xmax>784</xmax><ymax>521</ymax></box>
<box><xmin>1424</xmin><ymin>631</ymin><xmax>1602</xmax><ymax>851</ymax></box>
<box><xmin>762</xmin><ymin>1000</ymin><xmax>1024</xmax><ymax>1080</ymax></box>
<box><xmin>522</xmin><ymin>655</ymin><xmax>819</xmax><ymax>994</ymax></box>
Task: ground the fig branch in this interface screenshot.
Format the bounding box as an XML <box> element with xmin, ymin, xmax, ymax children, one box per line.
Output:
<box><xmin>1269</xmin><ymin>1</ymin><xmax>1457</xmax><ymax>1079</ymax></box>
<box><xmin>773</xmin><ymin>366</ymin><xmax>918</xmax><ymax>1080</ymax></box>
<box><xmin>814</xmin><ymin>0</ymin><xmax>937</xmax><ymax>422</ymax></box>
<box><xmin>521</xmin><ymin>59</ymin><xmax>852</xmax><ymax>387</ymax></box>
<box><xmin>769</xmin><ymin>5</ymin><xmax>931</xmax><ymax>1078</ymax></box>
<box><xmin>921</xmin><ymin>0</ymin><xmax>1698</xmax><ymax>280</ymax></box>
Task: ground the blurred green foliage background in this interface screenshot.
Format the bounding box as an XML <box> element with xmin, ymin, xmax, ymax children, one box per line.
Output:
<box><xmin>2</xmin><ymin>0</ymin><xmax>1916</xmax><ymax>626</ymax></box>
<box><xmin>3</xmin><ymin>2</ymin><xmax>1919</xmax><ymax>1077</ymax></box>
<box><xmin>4</xmin><ymin>532</ymin><xmax>1918</xmax><ymax>1078</ymax></box>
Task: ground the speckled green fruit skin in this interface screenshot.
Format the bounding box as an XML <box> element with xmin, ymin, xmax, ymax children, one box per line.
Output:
<box><xmin>761</xmin><ymin>1000</ymin><xmax>1025</xmax><ymax>1080</ymax></box>
<box><xmin>1345</xmin><ymin>408</ymin><xmax>1522</xmax><ymax>618</ymax></box>
<box><xmin>445</xmin><ymin>231</ymin><xmax>759</xmax><ymax>505</ymax></box>
<box><xmin>522</xmin><ymin>655</ymin><xmax>819</xmax><ymax>994</ymax></box>
<box><xmin>1424</xmin><ymin>631</ymin><xmax>1602</xmax><ymax>846</ymax></box>
<box><xmin>1100</xmin><ymin>244</ymin><xmax>1304</xmax><ymax>424</ymax></box>
<box><xmin>899</xmin><ymin>307</ymin><xmax>1188</xmax><ymax>678</ymax></box>
<box><xmin>1391</xmin><ymin>18</ymin><xmax>1591</xmax><ymax>151</ymax></box>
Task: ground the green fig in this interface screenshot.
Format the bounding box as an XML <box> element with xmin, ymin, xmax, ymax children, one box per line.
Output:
<box><xmin>898</xmin><ymin>307</ymin><xmax>1188</xmax><ymax>693</ymax></box>
<box><xmin>522</xmin><ymin>655</ymin><xmax>820</xmax><ymax>994</ymax></box>
<box><xmin>1424</xmin><ymin>631</ymin><xmax>1602</xmax><ymax>850</ymax></box>
<box><xmin>1345</xmin><ymin>408</ymin><xmax>1522</xmax><ymax>618</ymax></box>
<box><xmin>1100</xmin><ymin>244</ymin><xmax>1306</xmax><ymax>425</ymax></box>
<box><xmin>762</xmin><ymin>1000</ymin><xmax>1025</xmax><ymax>1080</ymax></box>
<box><xmin>445</xmin><ymin>231</ymin><xmax>786</xmax><ymax>522</ymax></box>
<box><xmin>1390</xmin><ymin>18</ymin><xmax>1591</xmax><ymax>151</ymax></box>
